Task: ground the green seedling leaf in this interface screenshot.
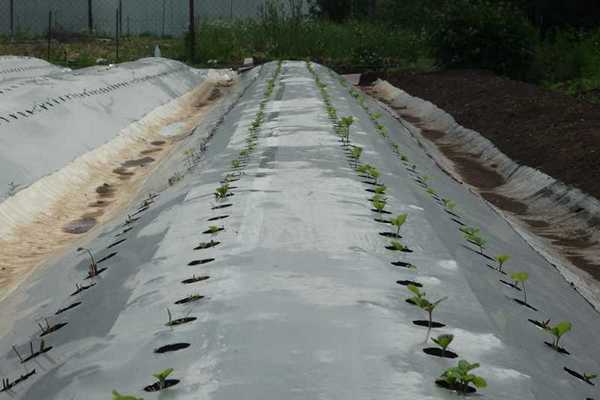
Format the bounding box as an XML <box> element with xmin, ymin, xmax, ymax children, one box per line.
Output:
<box><xmin>442</xmin><ymin>198</ymin><xmax>456</xmax><ymax>211</ymax></box>
<box><xmin>584</xmin><ymin>373</ymin><xmax>598</xmax><ymax>381</ymax></box>
<box><xmin>351</xmin><ymin>146</ymin><xmax>363</xmax><ymax>161</ymax></box>
<box><xmin>426</xmin><ymin>187</ymin><xmax>438</xmax><ymax>196</ymax></box>
<box><xmin>390</xmin><ymin>213</ymin><xmax>408</xmax><ymax>237</ymax></box>
<box><xmin>389</xmin><ymin>240</ymin><xmax>407</xmax><ymax>251</ymax></box>
<box><xmin>112</xmin><ymin>390</ymin><xmax>143</xmax><ymax>400</ymax></box>
<box><xmin>207</xmin><ymin>225</ymin><xmax>221</xmax><ymax>234</ymax></box>
<box><xmin>495</xmin><ymin>255</ymin><xmax>510</xmax><ymax>272</ymax></box>
<box><xmin>152</xmin><ymin>368</ymin><xmax>174</xmax><ymax>390</ymax></box>
<box><xmin>368</xmin><ymin>167</ymin><xmax>381</xmax><ymax>184</ymax></box>
<box><xmin>374</xmin><ymin>185</ymin><xmax>387</xmax><ymax>195</ymax></box>
<box><xmin>511</xmin><ymin>272</ymin><xmax>529</xmax><ymax>304</ymax></box>
<box><xmin>215</xmin><ymin>184</ymin><xmax>230</xmax><ymax>200</ymax></box>
<box><xmin>356</xmin><ymin>164</ymin><xmax>371</xmax><ymax>175</ymax></box>
<box><xmin>440</xmin><ymin>360</ymin><xmax>487</xmax><ymax>393</ymax></box>
<box><xmin>548</xmin><ymin>321</ymin><xmax>572</xmax><ymax>349</ymax></box>
<box><xmin>432</xmin><ymin>334</ymin><xmax>454</xmax><ymax>352</ymax></box>
<box><xmin>407</xmin><ymin>284</ymin><xmax>423</xmax><ymax>298</ymax></box>
<box><xmin>370</xmin><ymin>112</ymin><xmax>382</xmax><ymax>121</ymax></box>
<box><xmin>231</xmin><ymin>159</ymin><xmax>241</xmax><ymax>169</ymax></box>
<box><xmin>373</xmin><ymin>199</ymin><xmax>387</xmax><ymax>213</ymax></box>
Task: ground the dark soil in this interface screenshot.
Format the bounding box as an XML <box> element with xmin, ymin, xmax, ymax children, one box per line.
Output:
<box><xmin>369</xmin><ymin>69</ymin><xmax>600</xmax><ymax>200</ymax></box>
<box><xmin>188</xmin><ymin>259</ymin><xmax>215</xmax><ymax>266</ymax></box>
<box><xmin>397</xmin><ymin>280</ymin><xmax>422</xmax><ymax>287</ymax></box>
<box><xmin>413</xmin><ymin>320</ymin><xmax>445</xmax><ymax>328</ymax></box>
<box><xmin>175</xmin><ymin>295</ymin><xmax>205</xmax><ymax>305</ymax></box>
<box><xmin>545</xmin><ymin>341</ymin><xmax>570</xmax><ymax>355</ymax></box>
<box><xmin>423</xmin><ymin>347</ymin><xmax>458</xmax><ymax>359</ymax></box>
<box><xmin>154</xmin><ymin>343</ymin><xmax>190</xmax><ymax>354</ymax></box>
<box><xmin>144</xmin><ymin>379</ymin><xmax>180</xmax><ymax>392</ymax></box>
<box><xmin>55</xmin><ymin>302</ymin><xmax>81</xmax><ymax>315</ymax></box>
<box><xmin>435</xmin><ymin>379</ymin><xmax>477</xmax><ymax>394</ymax></box>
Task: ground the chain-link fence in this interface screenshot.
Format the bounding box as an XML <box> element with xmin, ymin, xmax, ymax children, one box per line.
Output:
<box><xmin>0</xmin><ymin>0</ymin><xmax>277</xmax><ymax>37</ymax></box>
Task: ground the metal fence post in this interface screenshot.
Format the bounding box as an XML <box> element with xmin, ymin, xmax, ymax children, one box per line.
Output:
<box><xmin>47</xmin><ymin>11</ymin><xmax>52</xmax><ymax>61</ymax></box>
<box><xmin>189</xmin><ymin>0</ymin><xmax>195</xmax><ymax>62</ymax></box>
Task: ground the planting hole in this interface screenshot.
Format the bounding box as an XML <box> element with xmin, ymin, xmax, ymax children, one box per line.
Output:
<box><xmin>208</xmin><ymin>215</ymin><xmax>229</xmax><ymax>221</ymax></box>
<box><xmin>500</xmin><ymin>280</ymin><xmax>521</xmax><ymax>291</ymax></box>
<box><xmin>380</xmin><ymin>232</ymin><xmax>401</xmax><ymax>239</ymax></box>
<box><xmin>203</xmin><ymin>227</ymin><xmax>224</xmax><ymax>235</ymax></box>
<box><xmin>374</xmin><ymin>218</ymin><xmax>392</xmax><ymax>224</ymax></box>
<box><xmin>435</xmin><ymin>380</ymin><xmax>477</xmax><ymax>394</ymax></box>
<box><xmin>97</xmin><ymin>252</ymin><xmax>117</xmax><ymax>264</ymax></box>
<box><xmin>188</xmin><ymin>259</ymin><xmax>215</xmax><ymax>266</ymax></box>
<box><xmin>166</xmin><ymin>317</ymin><xmax>196</xmax><ymax>327</ymax></box>
<box><xmin>144</xmin><ymin>379</ymin><xmax>180</xmax><ymax>392</ymax></box>
<box><xmin>391</xmin><ymin>261</ymin><xmax>416</xmax><ymax>269</ymax></box>
<box><xmin>397</xmin><ymin>280</ymin><xmax>422</xmax><ymax>287</ymax></box>
<box><xmin>564</xmin><ymin>367</ymin><xmax>595</xmax><ymax>385</ymax></box>
<box><xmin>55</xmin><ymin>302</ymin><xmax>81</xmax><ymax>315</ymax></box>
<box><xmin>107</xmin><ymin>238</ymin><xmax>127</xmax><ymax>249</ymax></box>
<box><xmin>212</xmin><ymin>204</ymin><xmax>233</xmax><ymax>210</ymax></box>
<box><xmin>513</xmin><ymin>298</ymin><xmax>538</xmax><ymax>311</ymax></box>
<box><xmin>154</xmin><ymin>343</ymin><xmax>190</xmax><ymax>354</ymax></box>
<box><xmin>413</xmin><ymin>320</ymin><xmax>445</xmax><ymax>328</ymax></box>
<box><xmin>175</xmin><ymin>295</ymin><xmax>205</xmax><ymax>305</ymax></box>
<box><xmin>423</xmin><ymin>348</ymin><xmax>458</xmax><ymax>359</ymax></box>
<box><xmin>544</xmin><ymin>341</ymin><xmax>570</xmax><ymax>355</ymax></box>
<box><xmin>194</xmin><ymin>241</ymin><xmax>220</xmax><ymax>250</ymax></box>
<box><xmin>182</xmin><ymin>275</ymin><xmax>210</xmax><ymax>285</ymax></box>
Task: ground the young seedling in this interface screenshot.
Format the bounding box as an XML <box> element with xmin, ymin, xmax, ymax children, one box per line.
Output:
<box><xmin>469</xmin><ymin>233</ymin><xmax>487</xmax><ymax>255</ymax></box>
<box><xmin>112</xmin><ymin>390</ymin><xmax>143</xmax><ymax>400</ymax></box>
<box><xmin>390</xmin><ymin>214</ymin><xmax>408</xmax><ymax>238</ymax></box>
<box><xmin>442</xmin><ymin>198</ymin><xmax>457</xmax><ymax>212</ymax></box>
<box><xmin>214</xmin><ymin>184</ymin><xmax>230</xmax><ymax>200</ymax></box>
<box><xmin>432</xmin><ymin>334</ymin><xmax>455</xmax><ymax>358</ymax></box>
<box><xmin>511</xmin><ymin>272</ymin><xmax>529</xmax><ymax>305</ymax></box>
<box><xmin>583</xmin><ymin>373</ymin><xmax>598</xmax><ymax>384</ymax></box>
<box><xmin>370</xmin><ymin>193</ymin><xmax>386</xmax><ymax>204</ymax></box>
<box><xmin>231</xmin><ymin>159</ymin><xmax>241</xmax><ymax>169</ymax></box>
<box><xmin>152</xmin><ymin>368</ymin><xmax>174</xmax><ymax>391</ymax></box>
<box><xmin>77</xmin><ymin>247</ymin><xmax>98</xmax><ymax>278</ymax></box>
<box><xmin>350</xmin><ymin>146</ymin><xmax>363</xmax><ymax>167</ymax></box>
<box><xmin>388</xmin><ymin>240</ymin><xmax>408</xmax><ymax>251</ymax></box>
<box><xmin>356</xmin><ymin>163</ymin><xmax>372</xmax><ymax>177</ymax></box>
<box><xmin>545</xmin><ymin>321</ymin><xmax>572</xmax><ymax>353</ymax></box>
<box><xmin>207</xmin><ymin>225</ymin><xmax>222</xmax><ymax>235</ymax></box>
<box><xmin>495</xmin><ymin>255</ymin><xmax>510</xmax><ymax>273</ymax></box>
<box><xmin>437</xmin><ymin>360</ymin><xmax>487</xmax><ymax>394</ymax></box>
<box><xmin>426</xmin><ymin>187</ymin><xmax>439</xmax><ymax>197</ymax></box>
<box><xmin>373</xmin><ymin>185</ymin><xmax>387</xmax><ymax>195</ymax></box>
<box><xmin>368</xmin><ymin>167</ymin><xmax>381</xmax><ymax>185</ymax></box>
<box><xmin>373</xmin><ymin>198</ymin><xmax>387</xmax><ymax>214</ymax></box>
<box><xmin>407</xmin><ymin>284</ymin><xmax>447</xmax><ymax>328</ymax></box>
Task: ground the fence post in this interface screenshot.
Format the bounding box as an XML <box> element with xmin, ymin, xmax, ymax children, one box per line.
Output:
<box><xmin>115</xmin><ymin>8</ymin><xmax>120</xmax><ymax>62</ymax></box>
<box><xmin>119</xmin><ymin>0</ymin><xmax>123</xmax><ymax>36</ymax></box>
<box><xmin>188</xmin><ymin>0</ymin><xmax>195</xmax><ymax>62</ymax></box>
<box><xmin>9</xmin><ymin>0</ymin><xmax>14</xmax><ymax>39</ymax></box>
<box><xmin>88</xmin><ymin>0</ymin><xmax>93</xmax><ymax>33</ymax></box>
<box><xmin>47</xmin><ymin>11</ymin><xmax>52</xmax><ymax>61</ymax></box>
<box><xmin>161</xmin><ymin>0</ymin><xmax>166</xmax><ymax>37</ymax></box>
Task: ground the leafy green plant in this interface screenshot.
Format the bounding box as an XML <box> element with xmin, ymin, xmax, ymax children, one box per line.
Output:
<box><xmin>373</xmin><ymin>198</ymin><xmax>387</xmax><ymax>213</ymax></box>
<box><xmin>511</xmin><ymin>272</ymin><xmax>529</xmax><ymax>304</ymax></box>
<box><xmin>231</xmin><ymin>159</ymin><xmax>241</xmax><ymax>169</ymax></box>
<box><xmin>214</xmin><ymin>184</ymin><xmax>230</xmax><ymax>200</ymax></box>
<box><xmin>442</xmin><ymin>198</ymin><xmax>457</xmax><ymax>211</ymax></box>
<box><xmin>368</xmin><ymin>166</ymin><xmax>381</xmax><ymax>184</ymax></box>
<box><xmin>374</xmin><ymin>185</ymin><xmax>387</xmax><ymax>195</ymax></box>
<box><xmin>460</xmin><ymin>226</ymin><xmax>480</xmax><ymax>237</ymax></box>
<box><xmin>356</xmin><ymin>164</ymin><xmax>373</xmax><ymax>176</ymax></box>
<box><xmin>432</xmin><ymin>334</ymin><xmax>454</xmax><ymax>357</ymax></box>
<box><xmin>469</xmin><ymin>234</ymin><xmax>487</xmax><ymax>255</ymax></box>
<box><xmin>546</xmin><ymin>321</ymin><xmax>572</xmax><ymax>351</ymax></box>
<box><xmin>390</xmin><ymin>214</ymin><xmax>408</xmax><ymax>237</ymax></box>
<box><xmin>426</xmin><ymin>187</ymin><xmax>438</xmax><ymax>197</ymax></box>
<box><xmin>407</xmin><ymin>284</ymin><xmax>447</xmax><ymax>328</ymax></box>
<box><xmin>388</xmin><ymin>240</ymin><xmax>407</xmax><ymax>251</ymax></box>
<box><xmin>370</xmin><ymin>112</ymin><xmax>382</xmax><ymax>121</ymax></box>
<box><xmin>350</xmin><ymin>146</ymin><xmax>363</xmax><ymax>167</ymax></box>
<box><xmin>495</xmin><ymin>255</ymin><xmax>510</xmax><ymax>273</ymax></box>
<box><xmin>112</xmin><ymin>390</ymin><xmax>142</xmax><ymax>400</ymax></box>
<box><xmin>584</xmin><ymin>373</ymin><xmax>597</xmax><ymax>383</ymax></box>
<box><xmin>152</xmin><ymin>368</ymin><xmax>174</xmax><ymax>390</ymax></box>
<box><xmin>438</xmin><ymin>360</ymin><xmax>487</xmax><ymax>394</ymax></box>
<box><xmin>207</xmin><ymin>225</ymin><xmax>221</xmax><ymax>235</ymax></box>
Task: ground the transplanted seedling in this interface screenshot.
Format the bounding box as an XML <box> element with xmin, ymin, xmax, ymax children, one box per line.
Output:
<box><xmin>350</xmin><ymin>146</ymin><xmax>363</xmax><ymax>167</ymax></box>
<box><xmin>545</xmin><ymin>321</ymin><xmax>572</xmax><ymax>353</ymax></box>
<box><xmin>152</xmin><ymin>368</ymin><xmax>175</xmax><ymax>391</ymax></box>
<box><xmin>207</xmin><ymin>225</ymin><xmax>222</xmax><ymax>235</ymax></box>
<box><xmin>511</xmin><ymin>272</ymin><xmax>529</xmax><ymax>305</ymax></box>
<box><xmin>431</xmin><ymin>334</ymin><xmax>456</xmax><ymax>358</ymax></box>
<box><xmin>436</xmin><ymin>360</ymin><xmax>487</xmax><ymax>394</ymax></box>
<box><xmin>77</xmin><ymin>247</ymin><xmax>98</xmax><ymax>278</ymax></box>
<box><xmin>442</xmin><ymin>198</ymin><xmax>457</xmax><ymax>212</ymax></box>
<box><xmin>390</xmin><ymin>214</ymin><xmax>408</xmax><ymax>238</ymax></box>
<box><xmin>407</xmin><ymin>284</ymin><xmax>447</xmax><ymax>328</ymax></box>
<box><xmin>112</xmin><ymin>390</ymin><xmax>143</xmax><ymax>400</ymax></box>
<box><xmin>368</xmin><ymin>166</ymin><xmax>381</xmax><ymax>185</ymax></box>
<box><xmin>214</xmin><ymin>184</ymin><xmax>230</xmax><ymax>200</ymax></box>
<box><xmin>373</xmin><ymin>198</ymin><xmax>387</xmax><ymax>214</ymax></box>
<box><xmin>468</xmin><ymin>233</ymin><xmax>487</xmax><ymax>256</ymax></box>
<box><xmin>388</xmin><ymin>240</ymin><xmax>408</xmax><ymax>251</ymax></box>
<box><xmin>231</xmin><ymin>159</ymin><xmax>242</xmax><ymax>169</ymax></box>
<box><xmin>374</xmin><ymin>185</ymin><xmax>387</xmax><ymax>195</ymax></box>
<box><xmin>495</xmin><ymin>255</ymin><xmax>510</xmax><ymax>273</ymax></box>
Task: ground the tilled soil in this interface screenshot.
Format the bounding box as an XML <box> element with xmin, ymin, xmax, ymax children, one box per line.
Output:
<box><xmin>362</xmin><ymin>69</ymin><xmax>600</xmax><ymax>199</ymax></box>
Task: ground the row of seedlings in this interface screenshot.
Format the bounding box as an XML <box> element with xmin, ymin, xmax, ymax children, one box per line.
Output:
<box><xmin>330</xmin><ymin>70</ymin><xmax>489</xmax><ymax>395</ymax></box>
<box><xmin>339</xmin><ymin>72</ymin><xmax>595</xmax><ymax>396</ymax></box>
<box><xmin>3</xmin><ymin>191</ymin><xmax>156</xmax><ymax>395</ymax></box>
<box><xmin>112</xmin><ymin>61</ymin><xmax>285</xmax><ymax>400</ymax></box>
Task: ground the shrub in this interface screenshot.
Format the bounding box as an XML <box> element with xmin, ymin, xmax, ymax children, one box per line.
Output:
<box><xmin>430</xmin><ymin>0</ymin><xmax>537</xmax><ymax>79</ymax></box>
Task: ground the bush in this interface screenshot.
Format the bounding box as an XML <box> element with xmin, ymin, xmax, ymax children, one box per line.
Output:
<box><xmin>430</xmin><ymin>0</ymin><xmax>537</xmax><ymax>79</ymax></box>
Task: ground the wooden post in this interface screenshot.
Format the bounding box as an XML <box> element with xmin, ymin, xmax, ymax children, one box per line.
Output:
<box><xmin>189</xmin><ymin>0</ymin><xmax>195</xmax><ymax>62</ymax></box>
<box><xmin>119</xmin><ymin>0</ymin><xmax>123</xmax><ymax>36</ymax></box>
<box><xmin>47</xmin><ymin>11</ymin><xmax>52</xmax><ymax>61</ymax></box>
<box><xmin>9</xmin><ymin>0</ymin><xmax>14</xmax><ymax>39</ymax></box>
<box><xmin>115</xmin><ymin>8</ymin><xmax>120</xmax><ymax>62</ymax></box>
<box><xmin>88</xmin><ymin>0</ymin><xmax>93</xmax><ymax>34</ymax></box>
<box><xmin>162</xmin><ymin>0</ymin><xmax>166</xmax><ymax>37</ymax></box>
